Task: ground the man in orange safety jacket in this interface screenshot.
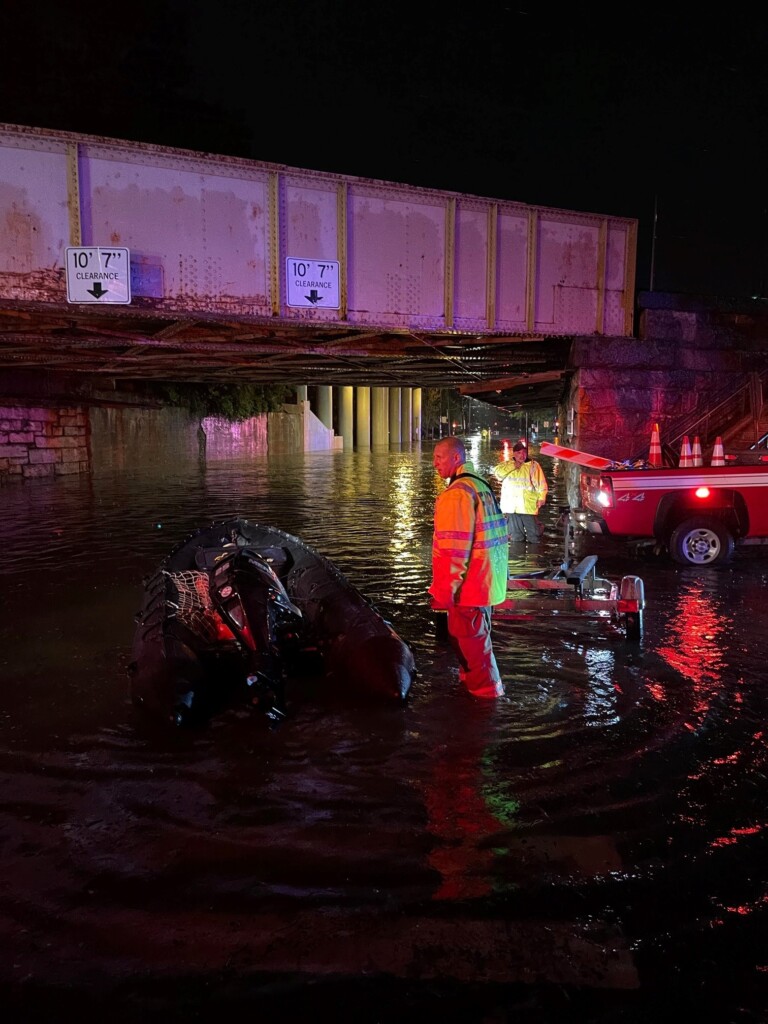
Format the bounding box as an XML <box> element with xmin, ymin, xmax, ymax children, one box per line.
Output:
<box><xmin>429</xmin><ymin>436</ymin><xmax>509</xmax><ymax>699</ymax></box>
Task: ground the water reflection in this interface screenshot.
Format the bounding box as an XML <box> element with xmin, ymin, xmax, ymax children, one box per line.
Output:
<box><xmin>422</xmin><ymin>702</ymin><xmax>507</xmax><ymax>903</ymax></box>
<box><xmin>1</xmin><ymin>436</ymin><xmax>768</xmax><ymax>1017</ymax></box>
<box><xmin>657</xmin><ymin>578</ymin><xmax>730</xmax><ymax>691</ymax></box>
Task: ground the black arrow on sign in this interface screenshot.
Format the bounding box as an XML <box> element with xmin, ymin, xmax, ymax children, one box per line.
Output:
<box><xmin>305</xmin><ymin>289</ymin><xmax>323</xmax><ymax>305</ymax></box>
<box><xmin>88</xmin><ymin>282</ymin><xmax>109</xmax><ymax>299</ymax></box>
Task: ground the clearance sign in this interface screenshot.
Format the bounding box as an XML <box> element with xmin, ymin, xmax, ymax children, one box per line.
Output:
<box><xmin>66</xmin><ymin>247</ymin><xmax>131</xmax><ymax>304</ymax></box>
<box><xmin>285</xmin><ymin>258</ymin><xmax>340</xmax><ymax>309</ymax></box>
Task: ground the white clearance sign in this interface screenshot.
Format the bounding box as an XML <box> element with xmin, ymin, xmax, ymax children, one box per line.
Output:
<box><xmin>285</xmin><ymin>257</ymin><xmax>340</xmax><ymax>308</ymax></box>
<box><xmin>66</xmin><ymin>247</ymin><xmax>131</xmax><ymax>304</ymax></box>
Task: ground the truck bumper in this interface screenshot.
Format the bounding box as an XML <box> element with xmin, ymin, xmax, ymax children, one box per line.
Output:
<box><xmin>584</xmin><ymin>517</ymin><xmax>609</xmax><ymax>536</ymax></box>
<box><xmin>569</xmin><ymin>507</ymin><xmax>609</xmax><ymax>536</ymax></box>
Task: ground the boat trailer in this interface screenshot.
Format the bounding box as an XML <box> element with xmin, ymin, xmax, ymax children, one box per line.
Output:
<box><xmin>493</xmin><ymin>509</ymin><xmax>645</xmax><ymax>641</ymax></box>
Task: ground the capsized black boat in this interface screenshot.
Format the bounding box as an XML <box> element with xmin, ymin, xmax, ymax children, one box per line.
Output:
<box><xmin>128</xmin><ymin>518</ymin><xmax>417</xmax><ymax>727</ymax></box>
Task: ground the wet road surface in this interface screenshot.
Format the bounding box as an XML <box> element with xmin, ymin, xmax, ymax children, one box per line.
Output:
<box><xmin>1</xmin><ymin>438</ymin><xmax>767</xmax><ymax>1022</ymax></box>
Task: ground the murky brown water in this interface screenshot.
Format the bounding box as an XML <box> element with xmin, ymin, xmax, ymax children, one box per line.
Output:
<box><xmin>1</xmin><ymin>437</ymin><xmax>767</xmax><ymax>1022</ymax></box>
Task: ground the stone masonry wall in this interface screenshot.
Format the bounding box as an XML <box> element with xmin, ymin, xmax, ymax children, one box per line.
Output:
<box><xmin>0</xmin><ymin>404</ymin><xmax>89</xmax><ymax>484</ymax></box>
<box><xmin>0</xmin><ymin>399</ymin><xmax>339</xmax><ymax>484</ymax></box>
<box><xmin>555</xmin><ymin>297</ymin><xmax>768</xmax><ymax>506</ymax></box>
<box><xmin>566</xmin><ymin>302</ymin><xmax>768</xmax><ymax>464</ymax></box>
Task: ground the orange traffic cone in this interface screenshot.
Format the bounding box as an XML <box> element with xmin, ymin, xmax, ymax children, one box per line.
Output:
<box><xmin>679</xmin><ymin>435</ymin><xmax>692</xmax><ymax>468</ymax></box>
<box><xmin>691</xmin><ymin>435</ymin><xmax>703</xmax><ymax>467</ymax></box>
<box><xmin>648</xmin><ymin>422</ymin><xmax>662</xmax><ymax>467</ymax></box>
<box><xmin>711</xmin><ymin>436</ymin><xmax>725</xmax><ymax>466</ymax></box>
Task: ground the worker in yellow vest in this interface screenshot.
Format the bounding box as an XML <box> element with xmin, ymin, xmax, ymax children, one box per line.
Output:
<box><xmin>492</xmin><ymin>441</ymin><xmax>548</xmax><ymax>544</ymax></box>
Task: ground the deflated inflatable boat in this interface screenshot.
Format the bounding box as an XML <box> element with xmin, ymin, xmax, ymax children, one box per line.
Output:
<box><xmin>128</xmin><ymin>519</ymin><xmax>417</xmax><ymax>727</ymax></box>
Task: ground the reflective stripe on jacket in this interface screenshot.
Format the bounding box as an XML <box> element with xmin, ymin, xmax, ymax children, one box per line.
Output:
<box><xmin>492</xmin><ymin>459</ymin><xmax>548</xmax><ymax>515</ymax></box>
<box><xmin>429</xmin><ymin>464</ymin><xmax>509</xmax><ymax>608</ymax></box>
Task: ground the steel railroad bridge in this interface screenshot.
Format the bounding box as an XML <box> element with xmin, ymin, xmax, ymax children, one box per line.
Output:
<box><xmin>0</xmin><ymin>123</ymin><xmax>637</xmax><ymax>415</ymax></box>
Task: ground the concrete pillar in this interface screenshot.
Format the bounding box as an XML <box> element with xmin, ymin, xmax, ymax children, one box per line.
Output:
<box><xmin>356</xmin><ymin>387</ymin><xmax>371</xmax><ymax>447</ymax></box>
<box><xmin>295</xmin><ymin>385</ymin><xmax>308</xmax><ymax>403</ymax></box>
<box><xmin>389</xmin><ymin>387</ymin><xmax>402</xmax><ymax>444</ymax></box>
<box><xmin>401</xmin><ymin>387</ymin><xmax>413</xmax><ymax>445</ymax></box>
<box><xmin>338</xmin><ymin>386</ymin><xmax>354</xmax><ymax>451</ymax></box>
<box><xmin>371</xmin><ymin>387</ymin><xmax>389</xmax><ymax>445</ymax></box>
<box><xmin>316</xmin><ymin>385</ymin><xmax>333</xmax><ymax>430</ymax></box>
<box><xmin>412</xmin><ymin>387</ymin><xmax>422</xmax><ymax>441</ymax></box>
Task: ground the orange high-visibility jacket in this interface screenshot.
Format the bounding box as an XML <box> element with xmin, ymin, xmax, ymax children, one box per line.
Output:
<box><xmin>429</xmin><ymin>464</ymin><xmax>509</xmax><ymax>608</ymax></box>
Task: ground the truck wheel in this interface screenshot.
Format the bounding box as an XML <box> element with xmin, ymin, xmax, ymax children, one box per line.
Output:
<box><xmin>669</xmin><ymin>517</ymin><xmax>735</xmax><ymax>566</ymax></box>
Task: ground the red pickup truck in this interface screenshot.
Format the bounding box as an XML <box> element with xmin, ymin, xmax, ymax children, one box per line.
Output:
<box><xmin>579</xmin><ymin>464</ymin><xmax>768</xmax><ymax>566</ymax></box>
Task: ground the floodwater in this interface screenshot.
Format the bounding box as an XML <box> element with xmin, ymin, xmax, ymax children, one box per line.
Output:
<box><xmin>1</xmin><ymin>436</ymin><xmax>767</xmax><ymax>1023</ymax></box>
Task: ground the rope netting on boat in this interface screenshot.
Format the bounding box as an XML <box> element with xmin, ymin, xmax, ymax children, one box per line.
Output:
<box><xmin>165</xmin><ymin>570</ymin><xmax>234</xmax><ymax>644</ymax></box>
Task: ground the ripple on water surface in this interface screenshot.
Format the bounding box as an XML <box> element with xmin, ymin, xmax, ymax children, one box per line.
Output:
<box><xmin>1</xmin><ymin>447</ymin><xmax>767</xmax><ymax>1013</ymax></box>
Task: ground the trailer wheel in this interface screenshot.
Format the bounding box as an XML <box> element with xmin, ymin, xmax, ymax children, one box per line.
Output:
<box><xmin>668</xmin><ymin>516</ymin><xmax>735</xmax><ymax>566</ymax></box>
<box><xmin>619</xmin><ymin>575</ymin><xmax>645</xmax><ymax>642</ymax></box>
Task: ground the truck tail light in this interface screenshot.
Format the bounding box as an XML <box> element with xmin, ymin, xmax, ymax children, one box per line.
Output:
<box><xmin>581</xmin><ymin>472</ymin><xmax>614</xmax><ymax>511</ymax></box>
<box><xmin>618</xmin><ymin>598</ymin><xmax>640</xmax><ymax>613</ymax></box>
<box><xmin>596</xmin><ymin>477</ymin><xmax>614</xmax><ymax>509</ymax></box>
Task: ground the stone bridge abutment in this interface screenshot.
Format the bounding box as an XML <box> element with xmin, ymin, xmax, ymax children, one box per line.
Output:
<box><xmin>565</xmin><ymin>293</ymin><xmax>768</xmax><ymax>464</ymax></box>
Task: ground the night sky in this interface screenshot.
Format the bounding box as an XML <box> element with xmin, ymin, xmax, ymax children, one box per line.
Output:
<box><xmin>4</xmin><ymin>3</ymin><xmax>767</xmax><ymax>298</ymax></box>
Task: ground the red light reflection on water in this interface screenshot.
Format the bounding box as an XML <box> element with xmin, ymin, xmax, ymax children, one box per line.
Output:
<box><xmin>424</xmin><ymin>746</ymin><xmax>503</xmax><ymax>901</ymax></box>
<box><xmin>656</xmin><ymin>580</ymin><xmax>729</xmax><ymax>720</ymax></box>
<box><xmin>645</xmin><ymin>682</ymin><xmax>666</xmax><ymax>702</ymax></box>
<box><xmin>713</xmin><ymin>888</ymin><xmax>768</xmax><ymax>924</ymax></box>
<box><xmin>711</xmin><ymin>824</ymin><xmax>763</xmax><ymax>848</ymax></box>
<box><xmin>657</xmin><ymin>587</ymin><xmax>767</xmax><ymax>866</ymax></box>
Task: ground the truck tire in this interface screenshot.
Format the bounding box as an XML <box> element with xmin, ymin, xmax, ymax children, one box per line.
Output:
<box><xmin>669</xmin><ymin>516</ymin><xmax>735</xmax><ymax>566</ymax></box>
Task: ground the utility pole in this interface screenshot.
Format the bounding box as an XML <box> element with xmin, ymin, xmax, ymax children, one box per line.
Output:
<box><xmin>649</xmin><ymin>193</ymin><xmax>659</xmax><ymax>292</ymax></box>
